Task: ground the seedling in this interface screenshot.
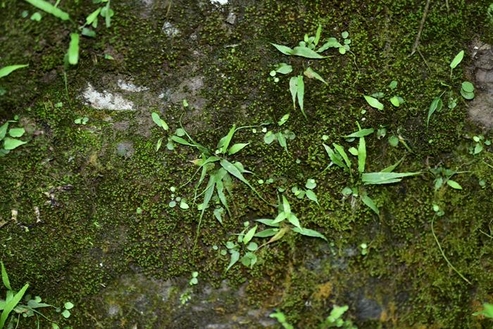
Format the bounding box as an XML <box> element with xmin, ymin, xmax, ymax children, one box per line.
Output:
<box><xmin>321</xmin><ymin>305</ymin><xmax>357</xmax><ymax>329</ymax></box>
<box><xmin>470</xmin><ymin>135</ymin><xmax>491</xmax><ymax>155</ymax></box>
<box><xmin>179</xmin><ymin>271</ymin><xmax>199</xmax><ymax>304</ymax></box>
<box><xmin>427</xmin><ymin>50</ymin><xmax>474</xmax><ymax>126</ymax></box>
<box><xmin>270</xmin><ymin>25</ymin><xmax>349</xmax><ymax>118</ymax></box>
<box><xmin>324</xmin><ymin>123</ymin><xmax>420</xmax><ymax>215</ymax></box>
<box><xmin>168</xmin><ymin>187</ymin><xmax>189</xmax><ymax>209</ymax></box>
<box><xmin>0</xmin><ymin>262</ymin><xmax>73</xmax><ymax>329</ymax></box>
<box><xmin>253</xmin><ymin>195</ymin><xmax>327</xmax><ymax>250</ymax></box>
<box><xmin>225</xmin><ymin>222</ymin><xmax>259</xmax><ymax>271</ymax></box>
<box><xmin>473</xmin><ymin>302</ymin><xmax>493</xmax><ymax>318</ymax></box>
<box><xmin>263</xmin><ymin>113</ymin><xmax>296</xmax><ymax>153</ymax></box>
<box><xmin>363</xmin><ymin>80</ymin><xmax>404</xmax><ymax>112</ymax></box>
<box><xmin>291</xmin><ymin>178</ymin><xmax>319</xmax><ymax>205</ymax></box>
<box><xmin>359</xmin><ymin>243</ymin><xmax>368</xmax><ymax>256</ymax></box>
<box><xmin>429</xmin><ymin>167</ymin><xmax>465</xmax><ymax>191</ymax></box>
<box><xmin>74</xmin><ymin>117</ymin><xmax>89</xmax><ymax>125</ymax></box>
<box><xmin>0</xmin><ymin>116</ymin><xmax>28</xmax><ymax>157</ymax></box>
<box><xmin>270</xmin><ymin>310</ymin><xmax>294</xmax><ymax>329</ymax></box>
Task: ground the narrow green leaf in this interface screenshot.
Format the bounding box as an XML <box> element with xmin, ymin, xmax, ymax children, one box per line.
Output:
<box><xmin>292</xmin><ymin>227</ymin><xmax>327</xmax><ymax>241</ymax></box>
<box><xmin>0</xmin><ymin>65</ymin><xmax>28</xmax><ymax>79</ymax></box>
<box><xmin>277</xmin><ymin>133</ymin><xmax>288</xmax><ymax>152</ymax></box>
<box><xmin>226</xmin><ymin>250</ymin><xmax>239</xmax><ymax>272</ymax></box>
<box><xmin>333</xmin><ymin>143</ymin><xmax>352</xmax><ymax>170</ymax></box>
<box><xmin>361</xmin><ymin>194</ymin><xmax>379</xmax><ymax>215</ymax></box>
<box><xmin>287</xmin><ymin>213</ymin><xmax>301</xmax><ymax>229</ymax></box>
<box><xmin>215</xmin><ymin>178</ymin><xmax>229</xmax><ymax>215</ymax></box>
<box><xmin>151</xmin><ymin>112</ymin><xmax>169</xmax><ymax>130</ymax></box>
<box><xmin>323</xmin><ymin>143</ymin><xmax>345</xmax><ymax>169</ymax></box>
<box><xmin>297</xmin><ymin>75</ymin><xmax>305</xmax><ymax>117</ymax></box>
<box><xmin>305</xmin><ymin>190</ymin><xmax>319</xmax><ymax>204</ymax></box>
<box><xmin>281</xmin><ymin>195</ymin><xmax>291</xmax><ymax>217</ymax></box>
<box><xmin>243</xmin><ymin>225</ymin><xmax>257</xmax><ymax>245</ymax></box>
<box><xmin>357</xmin><ymin>136</ymin><xmax>366</xmax><ymax>174</ymax></box>
<box><xmin>362</xmin><ymin>172</ymin><xmax>420</xmax><ymax>185</ymax></box>
<box><xmin>228</xmin><ymin>143</ymin><xmax>248</xmax><ymax>155</ymax></box>
<box><xmin>0</xmin><ymin>283</ymin><xmax>29</xmax><ymax>329</ymax></box>
<box><xmin>317</xmin><ymin>38</ymin><xmax>342</xmax><ymax>52</ymax></box>
<box><xmin>427</xmin><ymin>97</ymin><xmax>443</xmax><ymax>127</ymax></box>
<box><xmin>303</xmin><ymin>67</ymin><xmax>327</xmax><ymax>85</ymax></box>
<box><xmin>1</xmin><ymin>262</ymin><xmax>12</xmax><ymax>290</ymax></box>
<box><xmin>314</xmin><ymin>24</ymin><xmax>322</xmax><ymax>46</ymax></box>
<box><xmin>343</xmin><ymin>128</ymin><xmax>374</xmax><ymax>138</ymax></box>
<box><xmin>291</xmin><ymin>46</ymin><xmax>325</xmax><ymax>59</ymax></box>
<box><xmin>24</xmin><ymin>0</ymin><xmax>70</xmax><ymax>20</ymax></box>
<box><xmin>364</xmin><ymin>95</ymin><xmax>384</xmax><ymax>111</ymax></box>
<box><xmin>217</xmin><ymin>125</ymin><xmax>236</xmax><ymax>154</ymax></box>
<box><xmin>68</xmin><ymin>33</ymin><xmax>80</xmax><ymax>65</ymax></box>
<box><xmin>254</xmin><ymin>228</ymin><xmax>279</xmax><ymax>237</ymax></box>
<box><xmin>220</xmin><ymin>159</ymin><xmax>255</xmax><ymax>192</ymax></box>
<box><xmin>0</xmin><ymin>122</ymin><xmax>8</xmax><ymax>139</ymax></box>
<box><xmin>271</xmin><ymin>43</ymin><xmax>293</xmax><ymax>56</ymax></box>
<box><xmin>85</xmin><ymin>8</ymin><xmax>102</xmax><ymax>25</ymax></box>
<box><xmin>289</xmin><ymin>76</ymin><xmax>298</xmax><ymax>110</ymax></box>
<box><xmin>450</xmin><ymin>50</ymin><xmax>464</xmax><ymax>69</ymax></box>
<box><xmin>255</xmin><ymin>219</ymin><xmax>280</xmax><ymax>227</ymax></box>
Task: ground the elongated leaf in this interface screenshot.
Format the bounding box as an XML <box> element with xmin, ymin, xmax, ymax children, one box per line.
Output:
<box><xmin>323</xmin><ymin>144</ymin><xmax>345</xmax><ymax>169</ymax></box>
<box><xmin>304</xmin><ymin>67</ymin><xmax>327</xmax><ymax>85</ymax></box>
<box><xmin>215</xmin><ymin>176</ymin><xmax>229</xmax><ymax>214</ymax></box>
<box><xmin>362</xmin><ymin>171</ymin><xmax>420</xmax><ymax>185</ymax></box>
<box><xmin>228</xmin><ymin>143</ymin><xmax>248</xmax><ymax>155</ymax></box>
<box><xmin>255</xmin><ymin>228</ymin><xmax>279</xmax><ymax>237</ymax></box>
<box><xmin>271</xmin><ymin>43</ymin><xmax>293</xmax><ymax>56</ymax></box>
<box><xmin>343</xmin><ymin>128</ymin><xmax>374</xmax><ymax>138</ymax></box>
<box><xmin>217</xmin><ymin>125</ymin><xmax>236</xmax><ymax>154</ymax></box>
<box><xmin>450</xmin><ymin>50</ymin><xmax>464</xmax><ymax>69</ymax></box>
<box><xmin>447</xmin><ymin>179</ymin><xmax>462</xmax><ymax>190</ymax></box>
<box><xmin>24</xmin><ymin>0</ymin><xmax>69</xmax><ymax>20</ymax></box>
<box><xmin>287</xmin><ymin>213</ymin><xmax>301</xmax><ymax>229</ymax></box>
<box><xmin>427</xmin><ymin>97</ymin><xmax>442</xmax><ymax>127</ymax></box>
<box><xmin>317</xmin><ymin>38</ymin><xmax>342</xmax><ymax>53</ymax></box>
<box><xmin>281</xmin><ymin>195</ymin><xmax>291</xmax><ymax>217</ymax></box>
<box><xmin>333</xmin><ymin>143</ymin><xmax>351</xmax><ymax>170</ymax></box>
<box><xmin>86</xmin><ymin>7</ymin><xmax>102</xmax><ymax>25</ymax></box>
<box><xmin>297</xmin><ymin>75</ymin><xmax>305</xmax><ymax>117</ymax></box>
<box><xmin>0</xmin><ymin>283</ymin><xmax>29</xmax><ymax>329</ymax></box>
<box><xmin>272</xmin><ymin>211</ymin><xmax>287</xmax><ymax>224</ymax></box>
<box><xmin>358</xmin><ymin>137</ymin><xmax>366</xmax><ymax>174</ymax></box>
<box><xmin>292</xmin><ymin>227</ymin><xmax>327</xmax><ymax>241</ymax></box>
<box><xmin>255</xmin><ymin>218</ymin><xmax>280</xmax><ymax>227</ymax></box>
<box><xmin>364</xmin><ymin>95</ymin><xmax>384</xmax><ymax>111</ymax></box>
<box><xmin>243</xmin><ymin>225</ymin><xmax>257</xmax><ymax>245</ymax></box>
<box><xmin>291</xmin><ymin>46</ymin><xmax>325</xmax><ymax>59</ymax></box>
<box><xmin>314</xmin><ymin>25</ymin><xmax>322</xmax><ymax>46</ymax></box>
<box><xmin>1</xmin><ymin>262</ymin><xmax>11</xmax><ymax>290</ymax></box>
<box><xmin>305</xmin><ymin>190</ymin><xmax>319</xmax><ymax>204</ymax></box>
<box><xmin>226</xmin><ymin>249</ymin><xmax>240</xmax><ymax>272</ymax></box>
<box><xmin>0</xmin><ymin>65</ymin><xmax>28</xmax><ymax>79</ymax></box>
<box><xmin>3</xmin><ymin>138</ymin><xmax>27</xmax><ymax>150</ymax></box>
<box><xmin>220</xmin><ymin>159</ymin><xmax>254</xmax><ymax>190</ymax></box>
<box><xmin>0</xmin><ymin>122</ymin><xmax>8</xmax><ymax>140</ymax></box>
<box><xmin>289</xmin><ymin>76</ymin><xmax>298</xmax><ymax>110</ymax></box>
<box><xmin>275</xmin><ymin>63</ymin><xmax>293</xmax><ymax>75</ymax></box>
<box><xmin>68</xmin><ymin>33</ymin><xmax>80</xmax><ymax>65</ymax></box>
<box><xmin>361</xmin><ymin>194</ymin><xmax>379</xmax><ymax>215</ymax></box>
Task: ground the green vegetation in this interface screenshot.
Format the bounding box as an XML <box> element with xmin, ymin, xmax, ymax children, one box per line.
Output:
<box><xmin>2</xmin><ymin>0</ymin><xmax>493</xmax><ymax>327</ymax></box>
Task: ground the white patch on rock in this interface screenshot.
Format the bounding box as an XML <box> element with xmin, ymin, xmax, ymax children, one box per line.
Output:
<box><xmin>117</xmin><ymin>79</ymin><xmax>149</xmax><ymax>92</ymax></box>
<box><xmin>162</xmin><ymin>22</ymin><xmax>180</xmax><ymax>38</ymax></box>
<box><xmin>82</xmin><ymin>83</ymin><xmax>134</xmax><ymax>110</ymax></box>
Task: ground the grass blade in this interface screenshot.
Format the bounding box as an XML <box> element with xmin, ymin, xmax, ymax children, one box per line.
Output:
<box><xmin>68</xmin><ymin>33</ymin><xmax>80</xmax><ymax>65</ymax></box>
<box><xmin>292</xmin><ymin>227</ymin><xmax>327</xmax><ymax>241</ymax></box>
<box><xmin>362</xmin><ymin>172</ymin><xmax>420</xmax><ymax>185</ymax></box>
<box><xmin>361</xmin><ymin>194</ymin><xmax>379</xmax><ymax>215</ymax></box>
<box><xmin>427</xmin><ymin>97</ymin><xmax>442</xmax><ymax>127</ymax></box>
<box><xmin>297</xmin><ymin>75</ymin><xmax>305</xmax><ymax>117</ymax></box>
<box><xmin>357</xmin><ymin>137</ymin><xmax>366</xmax><ymax>174</ymax></box>
<box><xmin>0</xmin><ymin>65</ymin><xmax>28</xmax><ymax>79</ymax></box>
<box><xmin>24</xmin><ymin>0</ymin><xmax>69</xmax><ymax>20</ymax></box>
<box><xmin>289</xmin><ymin>76</ymin><xmax>298</xmax><ymax>110</ymax></box>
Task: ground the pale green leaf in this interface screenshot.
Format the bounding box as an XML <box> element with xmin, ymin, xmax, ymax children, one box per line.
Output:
<box><xmin>304</xmin><ymin>67</ymin><xmax>327</xmax><ymax>85</ymax></box>
<box><xmin>358</xmin><ymin>136</ymin><xmax>366</xmax><ymax>174</ymax></box>
<box><xmin>0</xmin><ymin>65</ymin><xmax>28</xmax><ymax>79</ymax></box>
<box><xmin>447</xmin><ymin>180</ymin><xmax>462</xmax><ymax>190</ymax></box>
<box><xmin>68</xmin><ymin>33</ymin><xmax>80</xmax><ymax>65</ymax></box>
<box><xmin>255</xmin><ymin>228</ymin><xmax>279</xmax><ymax>237</ymax></box>
<box><xmin>305</xmin><ymin>190</ymin><xmax>319</xmax><ymax>204</ymax></box>
<box><xmin>291</xmin><ymin>46</ymin><xmax>325</xmax><ymax>59</ymax></box>
<box><xmin>289</xmin><ymin>76</ymin><xmax>298</xmax><ymax>109</ymax></box>
<box><xmin>343</xmin><ymin>128</ymin><xmax>374</xmax><ymax>138</ymax></box>
<box><xmin>271</xmin><ymin>43</ymin><xmax>293</xmax><ymax>56</ymax></box>
<box><xmin>243</xmin><ymin>225</ymin><xmax>257</xmax><ymax>245</ymax></box>
<box><xmin>314</xmin><ymin>24</ymin><xmax>322</xmax><ymax>46</ymax></box>
<box><xmin>228</xmin><ymin>143</ymin><xmax>248</xmax><ymax>155</ymax></box>
<box><xmin>0</xmin><ymin>283</ymin><xmax>29</xmax><ymax>329</ymax></box>
<box><xmin>226</xmin><ymin>250</ymin><xmax>240</xmax><ymax>272</ymax></box>
<box><xmin>4</xmin><ymin>138</ymin><xmax>27</xmax><ymax>150</ymax></box>
<box><xmin>217</xmin><ymin>125</ymin><xmax>236</xmax><ymax>154</ymax></box>
<box><xmin>390</xmin><ymin>95</ymin><xmax>401</xmax><ymax>107</ymax></box>
<box><xmin>362</xmin><ymin>172</ymin><xmax>420</xmax><ymax>185</ymax></box>
<box><xmin>427</xmin><ymin>97</ymin><xmax>443</xmax><ymax>127</ymax></box>
<box><xmin>255</xmin><ymin>219</ymin><xmax>280</xmax><ymax>227</ymax></box>
<box><xmin>0</xmin><ymin>122</ymin><xmax>8</xmax><ymax>139</ymax></box>
<box><xmin>292</xmin><ymin>227</ymin><xmax>327</xmax><ymax>241</ymax></box>
<box><xmin>361</xmin><ymin>194</ymin><xmax>379</xmax><ymax>215</ymax></box>
<box><xmin>275</xmin><ymin>63</ymin><xmax>293</xmax><ymax>75</ymax></box>
<box><xmin>450</xmin><ymin>50</ymin><xmax>464</xmax><ymax>69</ymax></box>
<box><xmin>85</xmin><ymin>8</ymin><xmax>101</xmax><ymax>25</ymax></box>
<box><xmin>8</xmin><ymin>128</ymin><xmax>24</xmax><ymax>138</ymax></box>
<box><xmin>297</xmin><ymin>75</ymin><xmax>305</xmax><ymax>117</ymax></box>
<box><xmin>364</xmin><ymin>95</ymin><xmax>384</xmax><ymax>111</ymax></box>
<box><xmin>24</xmin><ymin>0</ymin><xmax>70</xmax><ymax>20</ymax></box>
<box><xmin>287</xmin><ymin>213</ymin><xmax>301</xmax><ymax>229</ymax></box>
<box><xmin>333</xmin><ymin>143</ymin><xmax>352</xmax><ymax>170</ymax></box>
<box><xmin>264</xmin><ymin>131</ymin><xmax>276</xmax><ymax>144</ymax></box>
